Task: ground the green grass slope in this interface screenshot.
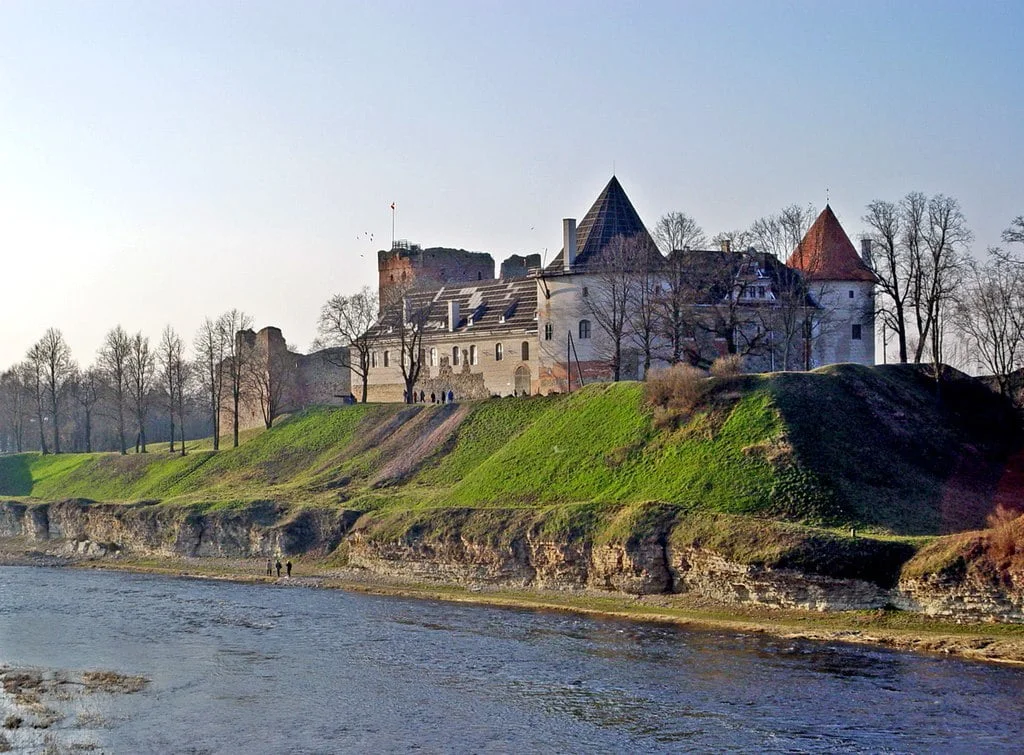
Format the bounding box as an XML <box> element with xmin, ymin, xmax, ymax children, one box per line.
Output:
<box><xmin>0</xmin><ymin>365</ymin><xmax>1017</xmax><ymax>535</ymax></box>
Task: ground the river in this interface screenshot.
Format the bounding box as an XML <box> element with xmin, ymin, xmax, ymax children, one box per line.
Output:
<box><xmin>1</xmin><ymin>566</ymin><xmax>1023</xmax><ymax>753</ymax></box>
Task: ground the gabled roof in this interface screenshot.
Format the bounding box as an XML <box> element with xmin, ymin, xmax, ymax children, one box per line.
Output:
<box><xmin>546</xmin><ymin>176</ymin><xmax>661</xmax><ymax>272</ymax></box>
<box><xmin>786</xmin><ymin>205</ymin><xmax>876</xmax><ymax>282</ymax></box>
<box><xmin>371</xmin><ymin>278</ymin><xmax>538</xmax><ymax>338</ymax></box>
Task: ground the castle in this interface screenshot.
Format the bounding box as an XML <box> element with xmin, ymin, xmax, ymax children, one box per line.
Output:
<box><xmin>229</xmin><ymin>176</ymin><xmax>876</xmax><ymax>423</ymax></box>
<box><xmin>359</xmin><ymin>176</ymin><xmax>875</xmax><ymax>401</ymax></box>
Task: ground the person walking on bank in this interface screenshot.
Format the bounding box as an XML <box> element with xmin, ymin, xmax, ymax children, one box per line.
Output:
<box><xmin>266</xmin><ymin>559</ymin><xmax>272</xmax><ymax>576</ymax></box>
<box><xmin>286</xmin><ymin>561</ymin><xmax>292</xmax><ymax>578</ymax></box>
<box><xmin>275</xmin><ymin>559</ymin><xmax>282</xmax><ymax>577</ymax></box>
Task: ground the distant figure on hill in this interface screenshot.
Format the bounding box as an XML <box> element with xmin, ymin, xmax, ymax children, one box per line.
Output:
<box><xmin>430</xmin><ymin>392</ymin><xmax>436</xmax><ymax>404</ymax></box>
<box><xmin>265</xmin><ymin>559</ymin><xmax>272</xmax><ymax>576</ymax></box>
<box><xmin>275</xmin><ymin>559</ymin><xmax>282</xmax><ymax>577</ymax></box>
<box><xmin>419</xmin><ymin>390</ymin><xmax>425</xmax><ymax>403</ymax></box>
<box><xmin>286</xmin><ymin>560</ymin><xmax>292</xmax><ymax>578</ymax></box>
<box><xmin>447</xmin><ymin>389</ymin><xmax>454</xmax><ymax>403</ymax></box>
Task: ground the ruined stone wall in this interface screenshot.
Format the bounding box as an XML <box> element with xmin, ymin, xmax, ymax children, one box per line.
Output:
<box><xmin>298</xmin><ymin>348</ymin><xmax>351</xmax><ymax>406</ymax></box>
<box><xmin>378</xmin><ymin>247</ymin><xmax>495</xmax><ymax>305</ymax></box>
<box><xmin>500</xmin><ymin>253</ymin><xmax>542</xmax><ymax>279</ymax></box>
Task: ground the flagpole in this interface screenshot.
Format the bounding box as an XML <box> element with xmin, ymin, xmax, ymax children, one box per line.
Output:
<box><xmin>391</xmin><ymin>202</ymin><xmax>396</xmax><ymax>248</ymax></box>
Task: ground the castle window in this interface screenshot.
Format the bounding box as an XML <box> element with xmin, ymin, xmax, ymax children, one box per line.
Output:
<box><xmin>579</xmin><ymin>320</ymin><xmax>591</xmax><ymax>339</ymax></box>
<box><xmin>478</xmin><ymin>272</ymin><xmax>482</xmax><ymax>280</ymax></box>
<box><xmin>852</xmin><ymin>324</ymin><xmax>863</xmax><ymax>341</ymax></box>
<box><xmin>582</xmin><ymin>286</ymin><xmax>589</xmax><ymax>298</ymax></box>
<box><xmin>544</xmin><ymin>323</ymin><xmax>553</xmax><ymax>341</ymax></box>
<box><xmin>430</xmin><ymin>348</ymin><xmax>438</xmax><ymax>367</ymax></box>
<box><xmin>452</xmin><ymin>346</ymin><xmax>460</xmax><ymax>366</ymax></box>
<box><xmin>371</xmin><ymin>351</ymin><xmax>378</xmax><ymax>368</ymax></box>
<box><xmin>521</xmin><ymin>341</ymin><xmax>529</xmax><ymax>361</ymax></box>
<box><xmin>470</xmin><ymin>345</ymin><xmax>478</xmax><ymax>365</ymax></box>
<box><xmin>495</xmin><ymin>343</ymin><xmax>503</xmax><ymax>361</ymax></box>
<box><xmin>849</xmin><ymin>290</ymin><xmax>855</xmax><ymax>299</ymax></box>
<box><xmin>383</xmin><ymin>350</ymin><xmax>390</xmax><ymax>367</ymax></box>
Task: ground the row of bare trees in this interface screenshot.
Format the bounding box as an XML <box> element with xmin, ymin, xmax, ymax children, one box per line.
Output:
<box><xmin>0</xmin><ymin>309</ymin><xmax>261</xmax><ymax>455</ymax></box>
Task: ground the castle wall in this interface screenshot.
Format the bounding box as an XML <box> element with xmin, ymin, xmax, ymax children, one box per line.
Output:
<box><xmin>378</xmin><ymin>247</ymin><xmax>495</xmax><ymax>305</ymax></box>
<box><xmin>362</xmin><ymin>328</ymin><xmax>539</xmax><ymax>402</ymax></box>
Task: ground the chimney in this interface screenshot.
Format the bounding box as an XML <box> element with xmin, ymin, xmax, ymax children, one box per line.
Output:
<box><xmin>562</xmin><ymin>218</ymin><xmax>577</xmax><ymax>272</ymax></box>
<box><xmin>720</xmin><ymin>238</ymin><xmax>732</xmax><ymax>253</ymax></box>
<box><xmin>447</xmin><ymin>300</ymin><xmax>460</xmax><ymax>332</ymax></box>
<box><xmin>860</xmin><ymin>238</ymin><xmax>873</xmax><ymax>268</ymax></box>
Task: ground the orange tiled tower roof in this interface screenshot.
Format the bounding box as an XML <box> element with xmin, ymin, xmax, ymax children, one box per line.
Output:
<box><xmin>786</xmin><ymin>205</ymin><xmax>876</xmax><ymax>282</ymax></box>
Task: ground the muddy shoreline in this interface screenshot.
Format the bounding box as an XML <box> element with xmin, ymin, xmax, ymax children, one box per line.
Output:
<box><xmin>4</xmin><ymin>547</ymin><xmax>1024</xmax><ymax>668</ymax></box>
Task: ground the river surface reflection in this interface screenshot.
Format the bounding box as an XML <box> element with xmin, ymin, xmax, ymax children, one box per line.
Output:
<box><xmin>1</xmin><ymin>566</ymin><xmax>1023</xmax><ymax>753</ymax></box>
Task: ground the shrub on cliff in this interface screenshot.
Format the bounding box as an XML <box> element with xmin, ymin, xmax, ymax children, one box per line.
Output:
<box><xmin>644</xmin><ymin>364</ymin><xmax>708</xmax><ymax>429</ymax></box>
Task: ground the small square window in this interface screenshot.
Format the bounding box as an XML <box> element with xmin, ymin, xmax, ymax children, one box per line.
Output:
<box><xmin>849</xmin><ymin>290</ymin><xmax>855</xmax><ymax>299</ymax></box>
<box><xmin>852</xmin><ymin>324</ymin><xmax>862</xmax><ymax>340</ymax></box>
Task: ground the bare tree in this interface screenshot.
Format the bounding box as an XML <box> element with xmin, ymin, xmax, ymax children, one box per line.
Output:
<box><xmin>863</xmin><ymin>199</ymin><xmax>910</xmax><ymax>363</ymax></box>
<box><xmin>0</xmin><ymin>367</ymin><xmax>30</xmax><ymax>453</ymax></box>
<box><xmin>27</xmin><ymin>328</ymin><xmax>75</xmax><ymax>454</ymax></box>
<box><xmin>21</xmin><ymin>354</ymin><xmax>48</xmax><ymax>454</ymax></box>
<box><xmin>748</xmin><ymin>204</ymin><xmax>817</xmax><ymax>259</ymax></box>
<box><xmin>920</xmin><ymin>195</ymin><xmax>972</xmax><ymax>371</ymax></box>
<box><xmin>98</xmin><ymin>326</ymin><xmax>132</xmax><ymax>455</ymax></box>
<box><xmin>158</xmin><ymin>326</ymin><xmax>185</xmax><ymax>453</ymax></box>
<box><xmin>626</xmin><ymin>250</ymin><xmax>662</xmax><ymax>377</ymax></box>
<box><xmin>583</xmin><ymin>234</ymin><xmax>648</xmax><ymax>380</ymax></box>
<box><xmin>72</xmin><ymin>366</ymin><xmax>102</xmax><ymax>453</ymax></box>
<box><xmin>219</xmin><ymin>309</ymin><xmax>253</xmax><ymax>447</ymax></box>
<box><xmin>1003</xmin><ymin>216</ymin><xmax>1024</xmax><ymax>246</ymax></box>
<box><xmin>955</xmin><ymin>250</ymin><xmax>1024</xmax><ymax>396</ymax></box>
<box><xmin>315</xmin><ymin>286</ymin><xmax>378</xmax><ymax>402</ymax></box>
<box><xmin>246</xmin><ymin>338</ymin><xmax>297</xmax><ymax>428</ymax></box>
<box><xmin>652</xmin><ymin>211</ymin><xmax>706</xmax><ymax>254</ymax></box>
<box><xmin>127</xmin><ymin>332</ymin><xmax>155</xmax><ymax>453</ymax></box>
<box><xmin>379</xmin><ymin>287</ymin><xmax>430</xmax><ymax>403</ymax></box>
<box><xmin>194</xmin><ymin>317</ymin><xmax>227</xmax><ymax>451</ymax></box>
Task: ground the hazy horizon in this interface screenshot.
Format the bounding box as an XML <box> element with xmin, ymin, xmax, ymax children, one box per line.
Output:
<box><xmin>2</xmin><ymin>1</ymin><xmax>1021</xmax><ymax>368</ymax></box>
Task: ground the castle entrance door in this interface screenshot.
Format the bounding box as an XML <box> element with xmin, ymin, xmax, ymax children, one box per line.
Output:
<box><xmin>514</xmin><ymin>365</ymin><xmax>531</xmax><ymax>396</ymax></box>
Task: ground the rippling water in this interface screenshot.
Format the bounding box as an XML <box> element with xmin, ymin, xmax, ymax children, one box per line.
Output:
<box><xmin>1</xmin><ymin>566</ymin><xmax>1023</xmax><ymax>753</ymax></box>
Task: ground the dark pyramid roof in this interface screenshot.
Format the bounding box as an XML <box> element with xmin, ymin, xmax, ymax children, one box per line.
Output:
<box><xmin>547</xmin><ymin>176</ymin><xmax>661</xmax><ymax>271</ymax></box>
<box><xmin>786</xmin><ymin>205</ymin><xmax>876</xmax><ymax>282</ymax></box>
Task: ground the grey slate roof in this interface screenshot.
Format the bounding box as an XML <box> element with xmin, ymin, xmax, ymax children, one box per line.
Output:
<box><xmin>372</xmin><ymin>278</ymin><xmax>538</xmax><ymax>338</ymax></box>
<box><xmin>546</xmin><ymin>176</ymin><xmax>661</xmax><ymax>272</ymax></box>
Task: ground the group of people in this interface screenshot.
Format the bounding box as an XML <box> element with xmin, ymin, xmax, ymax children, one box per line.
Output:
<box><xmin>266</xmin><ymin>558</ymin><xmax>292</xmax><ymax>578</ymax></box>
<box><xmin>404</xmin><ymin>389</ymin><xmax>456</xmax><ymax>404</ymax></box>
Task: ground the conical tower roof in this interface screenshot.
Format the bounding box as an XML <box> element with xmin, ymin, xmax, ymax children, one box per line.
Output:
<box><xmin>547</xmin><ymin>176</ymin><xmax>660</xmax><ymax>271</ymax></box>
<box><xmin>786</xmin><ymin>205</ymin><xmax>875</xmax><ymax>282</ymax></box>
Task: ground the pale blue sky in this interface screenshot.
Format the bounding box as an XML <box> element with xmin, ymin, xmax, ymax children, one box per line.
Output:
<box><xmin>1</xmin><ymin>1</ymin><xmax>1021</xmax><ymax>367</ymax></box>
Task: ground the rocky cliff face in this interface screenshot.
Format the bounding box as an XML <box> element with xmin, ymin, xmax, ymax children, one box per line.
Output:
<box><xmin>0</xmin><ymin>499</ymin><xmax>357</xmax><ymax>559</ymax></box>
<box><xmin>345</xmin><ymin>531</ymin><xmax>892</xmax><ymax>611</ymax></box>
<box><xmin>4</xmin><ymin>499</ymin><xmax>1022</xmax><ymax>623</ymax></box>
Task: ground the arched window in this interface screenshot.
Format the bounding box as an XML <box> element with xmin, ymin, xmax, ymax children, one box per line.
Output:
<box><xmin>452</xmin><ymin>346</ymin><xmax>460</xmax><ymax>365</ymax></box>
<box><xmin>371</xmin><ymin>351</ymin><xmax>378</xmax><ymax>368</ymax></box>
<box><xmin>470</xmin><ymin>345</ymin><xmax>478</xmax><ymax>365</ymax></box>
<box><xmin>495</xmin><ymin>343</ymin><xmax>503</xmax><ymax>361</ymax></box>
<box><xmin>383</xmin><ymin>350</ymin><xmax>390</xmax><ymax>367</ymax></box>
<box><xmin>429</xmin><ymin>348</ymin><xmax>438</xmax><ymax>367</ymax></box>
<box><xmin>579</xmin><ymin>320</ymin><xmax>591</xmax><ymax>339</ymax></box>
<box><xmin>521</xmin><ymin>341</ymin><xmax>529</xmax><ymax>360</ymax></box>
<box><xmin>544</xmin><ymin>323</ymin><xmax>553</xmax><ymax>341</ymax></box>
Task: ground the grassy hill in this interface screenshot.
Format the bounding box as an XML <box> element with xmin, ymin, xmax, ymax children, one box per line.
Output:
<box><xmin>0</xmin><ymin>364</ymin><xmax>1018</xmax><ymax>537</ymax></box>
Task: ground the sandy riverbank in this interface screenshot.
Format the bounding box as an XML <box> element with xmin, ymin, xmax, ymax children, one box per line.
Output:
<box><xmin>4</xmin><ymin>546</ymin><xmax>1023</xmax><ymax>668</ymax></box>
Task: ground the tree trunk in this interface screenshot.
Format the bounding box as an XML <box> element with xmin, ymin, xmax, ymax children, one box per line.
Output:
<box><xmin>233</xmin><ymin>392</ymin><xmax>240</xmax><ymax>448</ymax></box>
